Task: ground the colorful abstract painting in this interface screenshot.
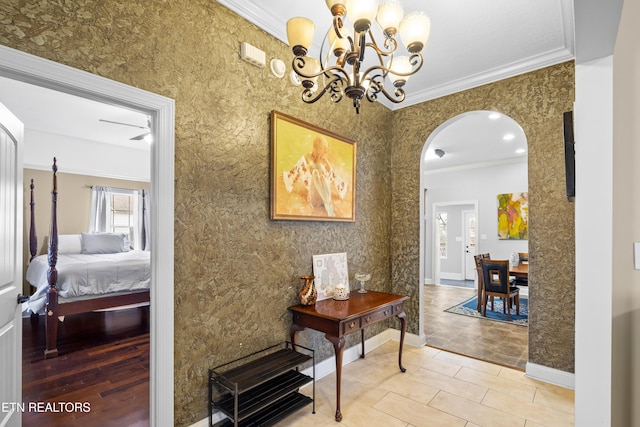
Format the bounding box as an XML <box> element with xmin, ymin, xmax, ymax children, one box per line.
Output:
<box><xmin>497</xmin><ymin>192</ymin><xmax>529</xmax><ymax>240</ymax></box>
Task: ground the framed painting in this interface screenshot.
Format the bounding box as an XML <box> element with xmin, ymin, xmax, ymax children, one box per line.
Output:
<box><xmin>312</xmin><ymin>252</ymin><xmax>349</xmax><ymax>300</ymax></box>
<box><xmin>497</xmin><ymin>192</ymin><xmax>529</xmax><ymax>240</ymax></box>
<box><xmin>270</xmin><ymin>110</ymin><xmax>356</xmax><ymax>221</ymax></box>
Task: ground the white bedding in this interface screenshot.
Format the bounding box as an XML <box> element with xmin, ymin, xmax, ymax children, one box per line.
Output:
<box><xmin>26</xmin><ymin>250</ymin><xmax>150</xmax><ymax>315</ymax></box>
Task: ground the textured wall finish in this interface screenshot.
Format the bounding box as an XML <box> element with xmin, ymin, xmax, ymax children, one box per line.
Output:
<box><xmin>1</xmin><ymin>2</ymin><xmax>394</xmax><ymax>425</ymax></box>
<box><xmin>390</xmin><ymin>62</ymin><xmax>576</xmax><ymax>373</ymax></box>
<box><xmin>1</xmin><ymin>1</ymin><xmax>575</xmax><ymax>423</ymax></box>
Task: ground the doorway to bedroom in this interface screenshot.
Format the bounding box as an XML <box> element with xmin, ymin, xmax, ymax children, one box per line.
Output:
<box><xmin>0</xmin><ymin>76</ymin><xmax>153</xmax><ymax>426</ymax></box>
<box><xmin>0</xmin><ymin>46</ymin><xmax>174</xmax><ymax>426</ymax></box>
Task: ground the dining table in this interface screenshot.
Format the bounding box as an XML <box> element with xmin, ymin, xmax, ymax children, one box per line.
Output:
<box><xmin>510</xmin><ymin>262</ymin><xmax>529</xmax><ymax>279</ymax></box>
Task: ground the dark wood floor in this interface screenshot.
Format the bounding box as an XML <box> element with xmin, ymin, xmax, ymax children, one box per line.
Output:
<box><xmin>22</xmin><ymin>306</ymin><xmax>150</xmax><ymax>427</ymax></box>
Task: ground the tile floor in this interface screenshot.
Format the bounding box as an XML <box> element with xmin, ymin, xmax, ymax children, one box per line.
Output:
<box><xmin>278</xmin><ymin>341</ymin><xmax>574</xmax><ymax>427</ymax></box>
<box><xmin>424</xmin><ymin>284</ymin><xmax>529</xmax><ymax>370</ymax></box>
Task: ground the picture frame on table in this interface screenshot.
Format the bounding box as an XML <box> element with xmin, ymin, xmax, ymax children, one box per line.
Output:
<box><xmin>270</xmin><ymin>110</ymin><xmax>357</xmax><ymax>222</ymax></box>
<box><xmin>312</xmin><ymin>252</ymin><xmax>349</xmax><ymax>301</ymax></box>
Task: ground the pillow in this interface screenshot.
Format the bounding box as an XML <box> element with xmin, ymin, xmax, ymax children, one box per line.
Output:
<box><xmin>81</xmin><ymin>232</ymin><xmax>128</xmax><ymax>254</ymax></box>
<box><xmin>57</xmin><ymin>234</ymin><xmax>82</xmax><ymax>254</ymax></box>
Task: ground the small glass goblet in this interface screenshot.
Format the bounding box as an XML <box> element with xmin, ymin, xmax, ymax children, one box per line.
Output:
<box><xmin>354</xmin><ymin>272</ymin><xmax>371</xmax><ymax>294</ymax></box>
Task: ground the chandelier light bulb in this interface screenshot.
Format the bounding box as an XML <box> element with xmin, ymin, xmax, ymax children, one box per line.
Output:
<box><xmin>300</xmin><ymin>57</ymin><xmax>321</xmax><ymax>88</ymax></box>
<box><xmin>399</xmin><ymin>11</ymin><xmax>431</xmax><ymax>53</ymax></box>
<box><xmin>387</xmin><ymin>56</ymin><xmax>412</xmax><ymax>87</ymax></box>
<box><xmin>325</xmin><ymin>0</ymin><xmax>346</xmax><ymax>16</ymax></box>
<box><xmin>328</xmin><ymin>26</ymin><xmax>350</xmax><ymax>56</ymax></box>
<box><xmin>346</xmin><ymin>0</ymin><xmax>379</xmax><ymax>32</ymax></box>
<box><xmin>287</xmin><ymin>17</ymin><xmax>315</xmax><ymax>56</ymax></box>
<box><xmin>376</xmin><ymin>0</ymin><xmax>404</xmax><ymax>36</ymax></box>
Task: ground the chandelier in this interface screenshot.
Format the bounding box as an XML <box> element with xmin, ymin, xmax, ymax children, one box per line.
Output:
<box><xmin>286</xmin><ymin>0</ymin><xmax>431</xmax><ymax>113</ymax></box>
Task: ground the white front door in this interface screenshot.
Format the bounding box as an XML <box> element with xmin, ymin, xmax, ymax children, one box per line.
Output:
<box><xmin>463</xmin><ymin>210</ymin><xmax>477</xmax><ymax>280</ymax></box>
<box><xmin>0</xmin><ymin>101</ymin><xmax>23</xmax><ymax>427</ymax></box>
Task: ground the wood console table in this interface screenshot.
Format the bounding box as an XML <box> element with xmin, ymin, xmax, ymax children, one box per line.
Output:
<box><xmin>288</xmin><ymin>291</ymin><xmax>408</xmax><ymax>422</ymax></box>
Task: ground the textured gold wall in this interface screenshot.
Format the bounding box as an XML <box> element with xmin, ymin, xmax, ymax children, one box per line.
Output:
<box><xmin>2</xmin><ymin>2</ymin><xmax>393</xmax><ymax>425</ymax></box>
<box><xmin>390</xmin><ymin>62</ymin><xmax>576</xmax><ymax>372</ymax></box>
<box><xmin>2</xmin><ymin>1</ymin><xmax>575</xmax><ymax>424</ymax></box>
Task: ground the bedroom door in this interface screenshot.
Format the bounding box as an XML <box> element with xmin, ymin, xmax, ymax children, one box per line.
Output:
<box><xmin>0</xmin><ymin>100</ymin><xmax>24</xmax><ymax>427</ymax></box>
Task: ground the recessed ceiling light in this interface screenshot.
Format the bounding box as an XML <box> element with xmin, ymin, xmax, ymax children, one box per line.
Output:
<box><xmin>488</xmin><ymin>113</ymin><xmax>500</xmax><ymax>120</ymax></box>
<box><xmin>503</xmin><ymin>133</ymin><xmax>515</xmax><ymax>141</ymax></box>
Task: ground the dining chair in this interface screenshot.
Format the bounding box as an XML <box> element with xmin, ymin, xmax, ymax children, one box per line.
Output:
<box><xmin>474</xmin><ymin>253</ymin><xmax>490</xmax><ymax>311</ymax></box>
<box><xmin>480</xmin><ymin>259</ymin><xmax>520</xmax><ymax>320</ymax></box>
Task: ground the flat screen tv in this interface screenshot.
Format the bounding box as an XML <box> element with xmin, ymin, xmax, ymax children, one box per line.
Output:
<box><xmin>563</xmin><ymin>111</ymin><xmax>575</xmax><ymax>201</ymax></box>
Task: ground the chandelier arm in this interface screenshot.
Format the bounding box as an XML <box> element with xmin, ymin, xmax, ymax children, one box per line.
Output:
<box><xmin>373</xmin><ymin>84</ymin><xmax>406</xmax><ymax>104</ymax></box>
<box><xmin>364</xmin><ymin>75</ymin><xmax>385</xmax><ymax>102</ymax></box>
<box><xmin>356</xmin><ymin>52</ymin><xmax>425</xmax><ymax>86</ymax></box>
<box><xmin>356</xmin><ymin>32</ymin><xmax>367</xmax><ymax>63</ymax></box>
<box><xmin>302</xmin><ymin>76</ymin><xmax>346</xmax><ymax>104</ymax></box>
<box><xmin>292</xmin><ymin>58</ymin><xmax>351</xmax><ymax>81</ymax></box>
<box><xmin>365</xmin><ymin>31</ymin><xmax>398</xmax><ymax>57</ymax></box>
<box><xmin>332</xmin><ymin>15</ymin><xmax>348</xmax><ymax>40</ymax></box>
<box><xmin>360</xmin><ymin>63</ymin><xmax>390</xmax><ymax>82</ymax></box>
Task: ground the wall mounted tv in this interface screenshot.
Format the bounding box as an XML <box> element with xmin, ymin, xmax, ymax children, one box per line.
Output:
<box><xmin>563</xmin><ymin>111</ymin><xmax>575</xmax><ymax>201</ymax></box>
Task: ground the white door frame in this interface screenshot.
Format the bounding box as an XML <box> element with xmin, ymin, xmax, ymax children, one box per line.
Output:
<box><xmin>0</xmin><ymin>45</ymin><xmax>175</xmax><ymax>426</ymax></box>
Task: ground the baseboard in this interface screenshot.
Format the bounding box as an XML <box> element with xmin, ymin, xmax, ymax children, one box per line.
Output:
<box><xmin>191</xmin><ymin>328</ymin><xmax>422</xmax><ymax>427</ymax></box>
<box><xmin>440</xmin><ymin>272</ymin><xmax>464</xmax><ymax>280</ymax></box>
<box><xmin>525</xmin><ymin>361</ymin><xmax>575</xmax><ymax>390</ymax></box>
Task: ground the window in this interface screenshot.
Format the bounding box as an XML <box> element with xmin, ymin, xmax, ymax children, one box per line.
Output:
<box><xmin>110</xmin><ymin>191</ymin><xmax>138</xmax><ymax>246</ymax></box>
<box><xmin>90</xmin><ymin>186</ymin><xmax>149</xmax><ymax>250</ymax></box>
<box><xmin>438</xmin><ymin>212</ymin><xmax>447</xmax><ymax>258</ymax></box>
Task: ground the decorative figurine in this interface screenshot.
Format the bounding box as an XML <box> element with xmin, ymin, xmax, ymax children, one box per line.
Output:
<box><xmin>333</xmin><ymin>282</ymin><xmax>349</xmax><ymax>300</ymax></box>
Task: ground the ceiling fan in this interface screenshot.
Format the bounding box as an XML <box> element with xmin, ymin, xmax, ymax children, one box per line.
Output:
<box><xmin>99</xmin><ymin>118</ymin><xmax>151</xmax><ymax>141</ymax></box>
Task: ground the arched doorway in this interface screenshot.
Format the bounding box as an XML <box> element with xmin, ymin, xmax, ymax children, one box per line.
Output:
<box><xmin>419</xmin><ymin>110</ymin><xmax>529</xmax><ymax>368</ymax></box>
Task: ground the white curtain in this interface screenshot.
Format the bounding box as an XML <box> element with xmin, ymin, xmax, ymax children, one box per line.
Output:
<box><xmin>89</xmin><ymin>186</ymin><xmax>112</xmax><ymax>233</ymax></box>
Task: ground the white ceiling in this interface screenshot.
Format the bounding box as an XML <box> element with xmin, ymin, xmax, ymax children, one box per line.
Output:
<box><xmin>0</xmin><ymin>0</ymin><xmax>570</xmax><ymax>169</ymax></box>
<box><xmin>217</xmin><ymin>0</ymin><xmax>574</xmax><ymax>109</ymax></box>
<box><xmin>0</xmin><ymin>76</ymin><xmax>150</xmax><ymax>150</ymax></box>
<box><xmin>424</xmin><ymin>111</ymin><xmax>527</xmax><ymax>171</ymax></box>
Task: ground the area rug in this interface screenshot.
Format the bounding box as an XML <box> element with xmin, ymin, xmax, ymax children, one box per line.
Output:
<box><xmin>444</xmin><ymin>296</ymin><xmax>528</xmax><ymax>326</ymax></box>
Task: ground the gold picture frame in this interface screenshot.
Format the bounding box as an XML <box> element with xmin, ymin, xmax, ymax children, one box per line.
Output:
<box><xmin>270</xmin><ymin>111</ymin><xmax>357</xmax><ymax>222</ymax></box>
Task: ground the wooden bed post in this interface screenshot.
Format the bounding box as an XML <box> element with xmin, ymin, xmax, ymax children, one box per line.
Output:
<box><xmin>29</xmin><ymin>179</ymin><xmax>38</xmax><ymax>262</ymax></box>
<box><xmin>44</xmin><ymin>158</ymin><xmax>59</xmax><ymax>359</ymax></box>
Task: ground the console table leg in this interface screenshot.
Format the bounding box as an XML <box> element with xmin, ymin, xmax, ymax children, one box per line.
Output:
<box><xmin>289</xmin><ymin>324</ymin><xmax>306</xmax><ymax>351</ymax></box>
<box><xmin>326</xmin><ymin>334</ymin><xmax>345</xmax><ymax>422</ymax></box>
<box><xmin>360</xmin><ymin>329</ymin><xmax>365</xmax><ymax>359</ymax></box>
<box><xmin>397</xmin><ymin>311</ymin><xmax>407</xmax><ymax>373</ymax></box>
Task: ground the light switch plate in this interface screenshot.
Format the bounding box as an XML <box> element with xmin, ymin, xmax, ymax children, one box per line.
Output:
<box><xmin>635</xmin><ymin>242</ymin><xmax>640</xmax><ymax>270</ymax></box>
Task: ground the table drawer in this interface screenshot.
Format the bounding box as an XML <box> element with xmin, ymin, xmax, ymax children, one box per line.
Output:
<box><xmin>393</xmin><ymin>303</ymin><xmax>405</xmax><ymax>315</ymax></box>
<box><xmin>340</xmin><ymin>318</ymin><xmax>361</xmax><ymax>335</ymax></box>
<box><xmin>361</xmin><ymin>307</ymin><xmax>390</xmax><ymax>327</ymax></box>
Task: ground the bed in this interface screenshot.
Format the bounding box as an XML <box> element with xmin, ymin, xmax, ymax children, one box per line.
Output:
<box><xmin>25</xmin><ymin>158</ymin><xmax>150</xmax><ymax>358</ymax></box>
